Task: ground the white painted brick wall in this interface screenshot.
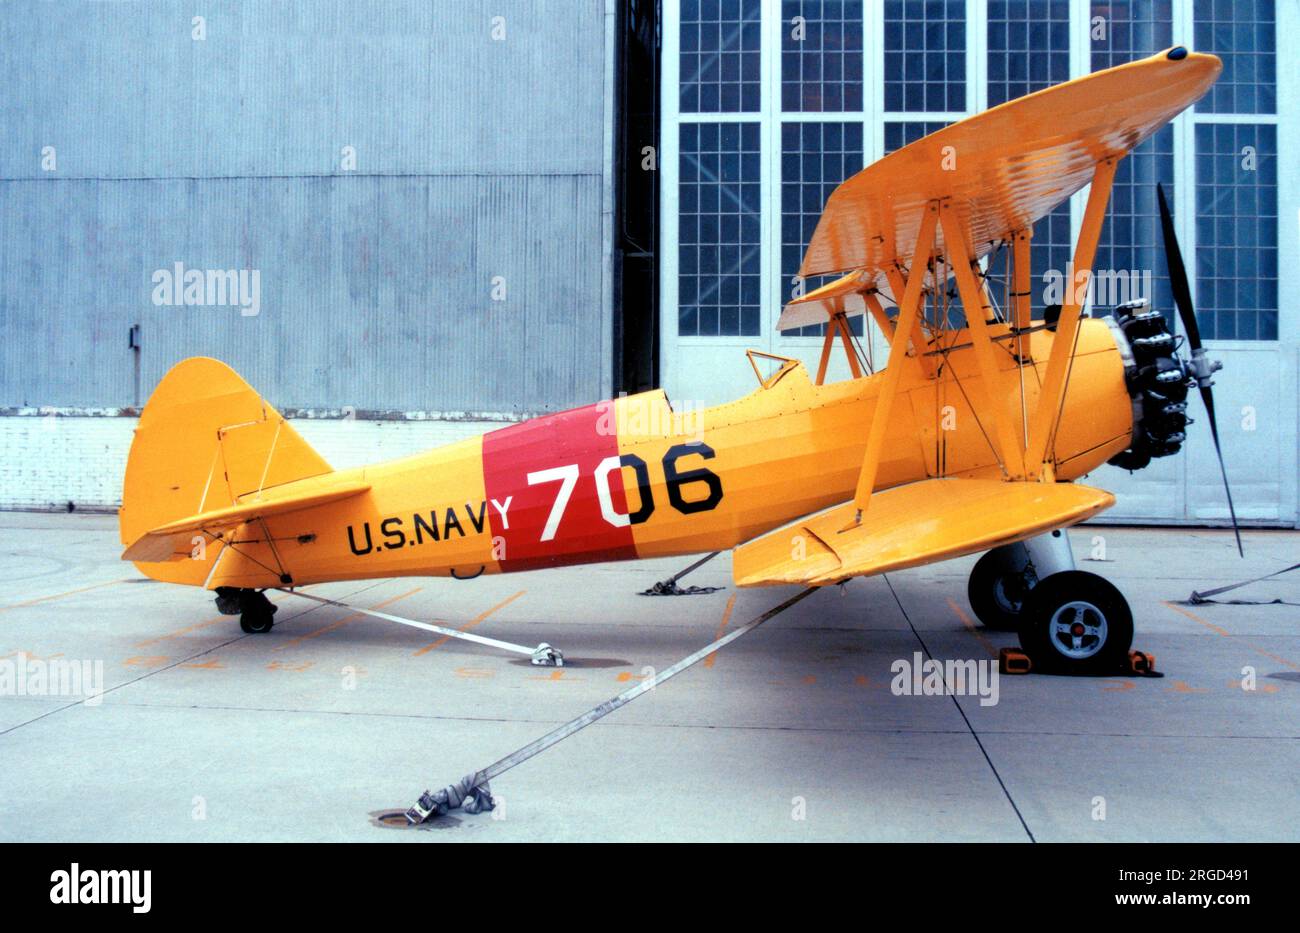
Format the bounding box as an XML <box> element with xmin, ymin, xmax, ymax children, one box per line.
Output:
<box><xmin>0</xmin><ymin>416</ymin><xmax>500</xmax><ymax>512</ymax></box>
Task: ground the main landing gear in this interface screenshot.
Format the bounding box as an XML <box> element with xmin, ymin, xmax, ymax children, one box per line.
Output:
<box><xmin>215</xmin><ymin>587</ymin><xmax>278</xmax><ymax>634</ymax></box>
<box><xmin>967</xmin><ymin>532</ymin><xmax>1134</xmax><ymax>674</ymax></box>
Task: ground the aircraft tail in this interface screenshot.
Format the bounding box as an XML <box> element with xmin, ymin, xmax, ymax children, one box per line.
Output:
<box><xmin>119</xmin><ymin>357</ymin><xmax>333</xmax><ymax>585</ymax></box>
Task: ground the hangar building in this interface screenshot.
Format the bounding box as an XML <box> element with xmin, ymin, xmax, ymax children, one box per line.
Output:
<box><xmin>1</xmin><ymin>0</ymin><xmax>1295</xmax><ymax>527</ymax></box>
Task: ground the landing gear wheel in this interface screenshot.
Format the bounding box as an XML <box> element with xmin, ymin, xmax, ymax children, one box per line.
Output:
<box><xmin>238</xmin><ymin>591</ymin><xmax>278</xmax><ymax>634</ymax></box>
<box><xmin>967</xmin><ymin>549</ymin><xmax>1037</xmax><ymax>631</ymax></box>
<box><xmin>1017</xmin><ymin>571</ymin><xmax>1133</xmax><ymax>674</ymax></box>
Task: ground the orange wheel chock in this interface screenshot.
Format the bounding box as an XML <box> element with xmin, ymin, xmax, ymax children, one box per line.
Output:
<box><xmin>999</xmin><ymin>647</ymin><xmax>1034</xmax><ymax>675</ymax></box>
<box><xmin>1128</xmin><ymin>649</ymin><xmax>1157</xmax><ymax>675</ymax></box>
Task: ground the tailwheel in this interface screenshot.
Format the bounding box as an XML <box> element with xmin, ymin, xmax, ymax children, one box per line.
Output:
<box><xmin>967</xmin><ymin>547</ymin><xmax>1037</xmax><ymax>631</ymax></box>
<box><xmin>238</xmin><ymin>590</ymin><xmax>278</xmax><ymax>634</ymax></box>
<box><xmin>1017</xmin><ymin>571</ymin><xmax>1133</xmax><ymax>674</ymax></box>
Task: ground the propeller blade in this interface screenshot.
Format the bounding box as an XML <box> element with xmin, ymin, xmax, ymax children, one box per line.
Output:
<box><xmin>1198</xmin><ymin>384</ymin><xmax>1244</xmax><ymax>557</ymax></box>
<box><xmin>1156</xmin><ymin>183</ymin><xmax>1202</xmax><ymax>351</ymax></box>
<box><xmin>1156</xmin><ymin>183</ymin><xmax>1243</xmax><ymax>557</ymax></box>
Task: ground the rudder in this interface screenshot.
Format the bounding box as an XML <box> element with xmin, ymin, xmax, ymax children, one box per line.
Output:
<box><xmin>119</xmin><ymin>357</ymin><xmax>332</xmax><ymax>584</ymax></box>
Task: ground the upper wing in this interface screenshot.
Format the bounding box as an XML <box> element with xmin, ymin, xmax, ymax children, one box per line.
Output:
<box><xmin>780</xmin><ymin>49</ymin><xmax>1221</xmax><ymax>331</ymax></box>
<box><xmin>732</xmin><ymin>478</ymin><xmax>1113</xmax><ymax>587</ymax></box>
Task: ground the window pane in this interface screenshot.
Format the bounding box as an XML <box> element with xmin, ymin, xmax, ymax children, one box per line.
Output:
<box><xmin>781</xmin><ymin>1</ymin><xmax>864</xmax><ymax>112</ymax></box>
<box><xmin>883</xmin><ymin>120</ymin><xmax>949</xmax><ymax>154</ymax></box>
<box><xmin>678</xmin><ymin>122</ymin><xmax>763</xmax><ymax>336</ymax></box>
<box><xmin>681</xmin><ymin>0</ymin><xmax>762</xmax><ymax>113</ymax></box>
<box><xmin>1194</xmin><ymin>0</ymin><xmax>1276</xmax><ymax>114</ymax></box>
<box><xmin>1092</xmin><ymin>126</ymin><xmax>1176</xmax><ymax>326</ymax></box>
<box><xmin>988</xmin><ymin>0</ymin><xmax>1069</xmax><ymax>107</ymax></box>
<box><xmin>1194</xmin><ymin>123</ymin><xmax>1278</xmax><ymax>340</ymax></box>
<box><xmin>884</xmin><ymin>0</ymin><xmax>965</xmax><ymax>113</ymax></box>
<box><xmin>1090</xmin><ymin>0</ymin><xmax>1173</xmax><ymax>71</ymax></box>
<box><xmin>781</xmin><ymin>122</ymin><xmax>865</xmax><ymax>336</ymax></box>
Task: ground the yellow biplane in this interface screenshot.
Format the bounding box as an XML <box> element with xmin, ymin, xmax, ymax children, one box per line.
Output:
<box><xmin>121</xmin><ymin>48</ymin><xmax>1233</xmax><ymax>677</ymax></box>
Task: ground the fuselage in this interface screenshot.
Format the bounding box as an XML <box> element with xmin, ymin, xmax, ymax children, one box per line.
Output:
<box><xmin>203</xmin><ymin>319</ymin><xmax>1134</xmax><ymax>590</ymax></box>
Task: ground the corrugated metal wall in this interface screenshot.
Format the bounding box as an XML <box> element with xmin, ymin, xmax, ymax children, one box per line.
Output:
<box><xmin>0</xmin><ymin>0</ymin><xmax>614</xmax><ymax>413</ymax></box>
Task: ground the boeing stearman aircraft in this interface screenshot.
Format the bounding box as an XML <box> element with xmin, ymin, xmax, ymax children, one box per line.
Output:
<box><xmin>121</xmin><ymin>48</ymin><xmax>1234</xmax><ymax>677</ymax></box>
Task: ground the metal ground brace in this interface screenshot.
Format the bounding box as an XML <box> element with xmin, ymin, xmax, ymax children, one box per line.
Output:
<box><xmin>405</xmin><ymin>586</ymin><xmax>819</xmax><ymax>824</ymax></box>
<box><xmin>277</xmin><ymin>589</ymin><xmax>564</xmax><ymax>666</ymax></box>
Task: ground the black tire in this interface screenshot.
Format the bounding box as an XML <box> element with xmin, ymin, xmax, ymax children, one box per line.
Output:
<box><xmin>1017</xmin><ymin>571</ymin><xmax>1133</xmax><ymax>674</ymax></box>
<box><xmin>238</xmin><ymin>591</ymin><xmax>277</xmax><ymax>634</ymax></box>
<box><xmin>239</xmin><ymin>609</ymin><xmax>274</xmax><ymax>634</ymax></box>
<box><xmin>968</xmin><ymin>548</ymin><xmax>1036</xmax><ymax>631</ymax></box>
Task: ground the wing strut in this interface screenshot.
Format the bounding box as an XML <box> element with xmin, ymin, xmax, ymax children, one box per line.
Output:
<box><xmin>847</xmin><ymin>201</ymin><xmax>940</xmax><ymax>523</ymax></box>
<box><xmin>940</xmin><ymin>203</ymin><xmax>1026</xmax><ymax>478</ymax></box>
<box><xmin>1024</xmin><ymin>157</ymin><xmax>1120</xmax><ymax>477</ymax></box>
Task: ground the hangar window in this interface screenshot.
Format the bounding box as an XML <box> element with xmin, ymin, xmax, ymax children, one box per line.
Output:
<box><xmin>982</xmin><ymin>2</ymin><xmax>1071</xmax><ymax>311</ymax></box>
<box><xmin>678</xmin><ymin>121</ymin><xmax>763</xmax><ymax>337</ymax></box>
<box><xmin>780</xmin><ymin>121</ymin><xmax>866</xmax><ymax>337</ymax></box>
<box><xmin>987</xmin><ymin>0</ymin><xmax>1070</xmax><ymax>107</ymax></box>
<box><xmin>1090</xmin><ymin>2</ymin><xmax>1176</xmax><ymax>325</ymax></box>
<box><xmin>1091</xmin><ymin>126</ymin><xmax>1177</xmax><ymax>324</ymax></box>
<box><xmin>662</xmin><ymin>0</ymin><xmax>1284</xmax><ymax>388</ymax></box>
<box><xmin>882</xmin><ymin>120</ymin><xmax>948</xmax><ymax>154</ymax></box>
<box><xmin>1194</xmin><ymin>0</ymin><xmax>1276</xmax><ymax>114</ymax></box>
<box><xmin>883</xmin><ymin>0</ymin><xmax>966</xmax><ymax>113</ymax></box>
<box><xmin>680</xmin><ymin>0</ymin><xmax>762</xmax><ymax>113</ymax></box>
<box><xmin>781</xmin><ymin>0</ymin><xmax>865</xmax><ymax>112</ymax></box>
<box><xmin>1192</xmin><ymin>0</ymin><xmax>1279</xmax><ymax>340</ymax></box>
<box><xmin>1194</xmin><ymin>123</ymin><xmax>1278</xmax><ymax>341</ymax></box>
<box><xmin>883</xmin><ymin>121</ymin><xmax>976</xmax><ymax>329</ymax></box>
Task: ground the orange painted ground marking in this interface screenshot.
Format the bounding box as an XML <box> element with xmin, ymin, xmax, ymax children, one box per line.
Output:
<box><xmin>412</xmin><ymin>590</ymin><xmax>526</xmax><ymax>657</ymax></box>
<box><xmin>266</xmin><ymin>660</ymin><xmax>313</xmax><ymax>672</ymax></box>
<box><xmin>454</xmin><ymin>668</ymin><xmax>494</xmax><ymax>679</ymax></box>
<box><xmin>1164</xmin><ymin>601</ymin><xmax>1300</xmax><ymax>671</ymax></box>
<box><xmin>1164</xmin><ymin>601</ymin><xmax>1230</xmax><ymax>636</ymax></box>
<box><xmin>1101</xmin><ymin>680</ymin><xmax>1135</xmax><ymax>692</ymax></box>
<box><xmin>135</xmin><ymin>616</ymin><xmax>227</xmax><ymax>648</ymax></box>
<box><xmin>122</xmin><ymin>655</ymin><xmax>170</xmax><ymax>668</ymax></box>
<box><xmin>947</xmin><ymin>597</ymin><xmax>999</xmax><ymax>658</ymax></box>
<box><xmin>616</xmin><ymin>671</ymin><xmax>649</xmax><ymax>683</ymax></box>
<box><xmin>703</xmin><ymin>594</ymin><xmax>737</xmax><ymax>669</ymax></box>
<box><xmin>530</xmin><ymin>669</ymin><xmax>576</xmax><ymax>682</ymax></box>
<box><xmin>1243</xmin><ymin>648</ymin><xmax>1300</xmax><ymax>672</ymax></box>
<box><xmin>1166</xmin><ymin>679</ymin><xmax>1209</xmax><ymax>694</ymax></box>
<box><xmin>0</xmin><ymin>578</ymin><xmax>130</xmax><ymax>615</ymax></box>
<box><xmin>1225</xmin><ymin>679</ymin><xmax>1279</xmax><ymax>693</ymax></box>
<box><xmin>277</xmin><ymin>588</ymin><xmax>423</xmax><ymax>650</ymax></box>
<box><xmin>1</xmin><ymin>650</ymin><xmax>64</xmax><ymax>661</ymax></box>
<box><xmin>136</xmin><ymin>594</ymin><xmax>288</xmax><ymax>648</ymax></box>
<box><xmin>181</xmin><ymin>660</ymin><xmax>224</xmax><ymax>670</ymax></box>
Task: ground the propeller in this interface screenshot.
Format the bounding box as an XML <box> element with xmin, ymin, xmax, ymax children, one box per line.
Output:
<box><xmin>1156</xmin><ymin>183</ymin><xmax>1243</xmax><ymax>556</ymax></box>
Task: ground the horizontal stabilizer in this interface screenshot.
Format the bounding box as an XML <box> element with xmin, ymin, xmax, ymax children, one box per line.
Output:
<box><xmin>732</xmin><ymin>479</ymin><xmax>1113</xmax><ymax>587</ymax></box>
<box><xmin>121</xmin><ymin>481</ymin><xmax>371</xmax><ymax>563</ymax></box>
